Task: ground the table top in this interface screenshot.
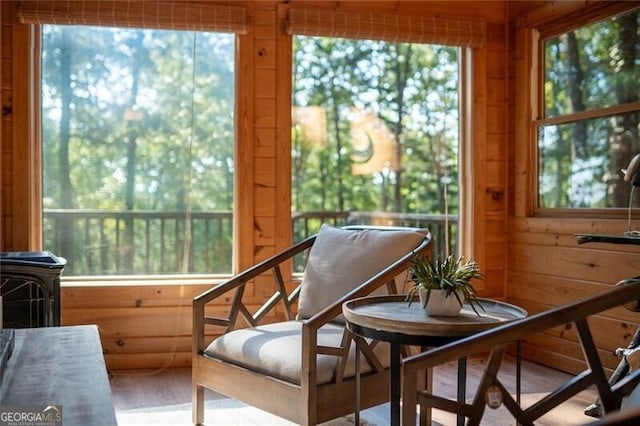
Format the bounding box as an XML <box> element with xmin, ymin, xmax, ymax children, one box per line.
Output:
<box><xmin>0</xmin><ymin>325</ymin><xmax>116</xmax><ymax>426</ymax></box>
<box><xmin>343</xmin><ymin>295</ymin><xmax>527</xmax><ymax>337</ymax></box>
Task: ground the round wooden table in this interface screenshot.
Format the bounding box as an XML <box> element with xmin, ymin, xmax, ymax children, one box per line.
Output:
<box><xmin>343</xmin><ymin>295</ymin><xmax>527</xmax><ymax>426</ymax></box>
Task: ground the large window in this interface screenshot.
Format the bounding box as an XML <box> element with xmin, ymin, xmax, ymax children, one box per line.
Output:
<box><xmin>537</xmin><ymin>8</ymin><xmax>640</xmax><ymax>209</ymax></box>
<box><xmin>41</xmin><ymin>26</ymin><xmax>235</xmax><ymax>276</ymax></box>
<box><xmin>292</xmin><ymin>36</ymin><xmax>460</xmax><ymax>259</ymax></box>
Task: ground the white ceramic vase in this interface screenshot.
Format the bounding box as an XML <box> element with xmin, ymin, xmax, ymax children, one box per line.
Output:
<box><xmin>418</xmin><ymin>287</ymin><xmax>464</xmax><ymax>316</ymax></box>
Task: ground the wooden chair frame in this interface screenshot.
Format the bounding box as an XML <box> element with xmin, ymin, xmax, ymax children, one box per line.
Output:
<box><xmin>401</xmin><ymin>277</ymin><xmax>640</xmax><ymax>426</ymax></box>
<box><xmin>192</xmin><ymin>226</ymin><xmax>432</xmax><ymax>425</ymax></box>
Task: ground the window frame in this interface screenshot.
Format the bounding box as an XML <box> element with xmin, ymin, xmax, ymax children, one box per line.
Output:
<box><xmin>284</xmin><ymin>7</ymin><xmax>482</xmax><ymax>260</ymax></box>
<box><xmin>39</xmin><ymin>25</ymin><xmax>238</xmax><ymax>277</ymax></box>
<box><xmin>12</xmin><ymin>3</ymin><xmax>487</xmax><ymax>283</ymax></box>
<box><xmin>289</xmin><ymin>36</ymin><xmax>465</xmax><ymax>254</ymax></box>
<box><xmin>517</xmin><ymin>2</ymin><xmax>640</xmax><ymax>218</ymax></box>
<box><xmin>13</xmin><ymin>2</ymin><xmax>250</xmax><ymax>283</ymax></box>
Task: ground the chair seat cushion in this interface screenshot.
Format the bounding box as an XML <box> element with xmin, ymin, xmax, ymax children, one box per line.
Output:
<box><xmin>204</xmin><ymin>321</ymin><xmax>390</xmax><ymax>386</ymax></box>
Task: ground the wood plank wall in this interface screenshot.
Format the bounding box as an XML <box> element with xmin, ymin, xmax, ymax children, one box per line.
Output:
<box><xmin>1</xmin><ymin>1</ymin><xmax>10</xmax><ymax>250</ymax></box>
<box><xmin>507</xmin><ymin>1</ymin><xmax>640</xmax><ymax>376</ymax></box>
<box><xmin>4</xmin><ymin>0</ymin><xmax>633</xmax><ymax>374</ymax></box>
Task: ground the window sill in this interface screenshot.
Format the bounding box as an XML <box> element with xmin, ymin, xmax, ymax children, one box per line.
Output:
<box><xmin>61</xmin><ymin>274</ymin><xmax>230</xmax><ymax>287</ymax></box>
<box><xmin>533</xmin><ymin>208</ymin><xmax>633</xmax><ymax>219</ymax></box>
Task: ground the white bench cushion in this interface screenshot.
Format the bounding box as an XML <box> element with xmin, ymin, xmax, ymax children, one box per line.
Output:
<box><xmin>204</xmin><ymin>320</ymin><xmax>390</xmax><ymax>385</ymax></box>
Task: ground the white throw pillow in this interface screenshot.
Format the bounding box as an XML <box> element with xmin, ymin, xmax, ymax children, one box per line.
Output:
<box><xmin>296</xmin><ymin>224</ymin><xmax>428</xmax><ymax>320</ymax></box>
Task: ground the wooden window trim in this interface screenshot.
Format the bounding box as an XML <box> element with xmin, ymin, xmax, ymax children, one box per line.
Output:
<box><xmin>9</xmin><ymin>21</ymin><xmax>42</xmax><ymax>250</ymax></box>
<box><xmin>535</xmin><ymin>102</ymin><xmax>640</xmax><ymax>128</ymax></box>
<box><xmin>17</xmin><ymin>0</ymin><xmax>249</xmax><ymax>33</ymax></box>
<box><xmin>62</xmin><ymin>274</ymin><xmax>228</xmax><ymax>287</ymax></box>
<box><xmin>285</xmin><ymin>7</ymin><xmax>482</xmax><ymax>262</ymax></box>
<box><xmin>286</xmin><ymin>8</ymin><xmax>486</xmax><ymax>47</ymax></box>
<box><xmin>13</xmin><ymin>2</ymin><xmax>248</xmax><ymax>280</ymax></box>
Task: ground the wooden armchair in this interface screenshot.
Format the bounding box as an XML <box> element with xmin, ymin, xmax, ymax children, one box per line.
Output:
<box><xmin>192</xmin><ymin>225</ymin><xmax>432</xmax><ymax>425</ymax></box>
<box><xmin>400</xmin><ymin>276</ymin><xmax>640</xmax><ymax>426</ymax></box>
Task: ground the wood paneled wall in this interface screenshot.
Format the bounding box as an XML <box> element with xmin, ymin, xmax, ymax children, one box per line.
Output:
<box><xmin>508</xmin><ymin>1</ymin><xmax>640</xmax><ymax>376</ymax></box>
<box><xmin>2</xmin><ymin>0</ymin><xmax>634</xmax><ymax>374</ymax></box>
<box><xmin>0</xmin><ymin>2</ymin><xmax>4</xmax><ymax>250</ymax></box>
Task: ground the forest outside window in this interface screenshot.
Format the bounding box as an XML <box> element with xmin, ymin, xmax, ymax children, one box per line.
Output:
<box><xmin>291</xmin><ymin>36</ymin><xmax>461</xmax><ymax>260</ymax></box>
<box><xmin>286</xmin><ymin>9</ymin><xmax>485</xmax><ymax>261</ymax></box>
<box><xmin>537</xmin><ymin>7</ymin><xmax>640</xmax><ymax>210</ymax></box>
<box><xmin>41</xmin><ymin>26</ymin><xmax>235</xmax><ymax>276</ymax></box>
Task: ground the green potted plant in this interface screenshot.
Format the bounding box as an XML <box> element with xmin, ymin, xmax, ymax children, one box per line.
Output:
<box><xmin>405</xmin><ymin>252</ymin><xmax>484</xmax><ymax>316</ymax></box>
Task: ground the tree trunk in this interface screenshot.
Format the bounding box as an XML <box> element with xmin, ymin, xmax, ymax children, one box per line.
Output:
<box><xmin>58</xmin><ymin>28</ymin><xmax>75</xmax><ymax>272</ymax></box>
<box><xmin>391</xmin><ymin>44</ymin><xmax>412</xmax><ymax>213</ymax></box>
<box><xmin>563</xmin><ymin>31</ymin><xmax>588</xmax><ymax>159</ymax></box>
<box><xmin>550</xmin><ymin>41</ymin><xmax>568</xmax><ymax>207</ymax></box>
<box><xmin>123</xmin><ymin>31</ymin><xmax>143</xmax><ymax>273</ymax></box>
<box><xmin>609</xmin><ymin>11</ymin><xmax>639</xmax><ymax>208</ymax></box>
<box><xmin>329</xmin><ymin>81</ymin><xmax>345</xmax><ymax>212</ymax></box>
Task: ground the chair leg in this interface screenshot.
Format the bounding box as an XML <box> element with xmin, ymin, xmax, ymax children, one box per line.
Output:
<box><xmin>419</xmin><ymin>367</ymin><xmax>432</xmax><ymax>426</ymax></box>
<box><xmin>192</xmin><ymin>383</ymin><xmax>205</xmax><ymax>425</ymax></box>
<box><xmin>300</xmin><ymin>403</ymin><xmax>314</xmax><ymax>426</ymax></box>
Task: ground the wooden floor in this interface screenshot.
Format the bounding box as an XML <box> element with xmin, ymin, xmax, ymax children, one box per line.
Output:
<box><xmin>109</xmin><ymin>356</ymin><xmax>601</xmax><ymax>425</ymax></box>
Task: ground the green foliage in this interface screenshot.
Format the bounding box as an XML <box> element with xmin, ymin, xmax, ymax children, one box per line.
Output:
<box><xmin>292</xmin><ymin>36</ymin><xmax>460</xmax><ymax>217</ymax></box>
<box><xmin>41</xmin><ymin>25</ymin><xmax>235</xmax><ymax>274</ymax></box>
<box><xmin>539</xmin><ymin>8</ymin><xmax>640</xmax><ymax>209</ymax></box>
<box><xmin>42</xmin><ymin>26</ymin><xmax>235</xmax><ymax>214</ymax></box>
<box><xmin>405</xmin><ymin>253</ymin><xmax>483</xmax><ymax>315</ymax></box>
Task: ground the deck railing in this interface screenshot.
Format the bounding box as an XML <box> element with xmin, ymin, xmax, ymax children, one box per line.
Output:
<box><xmin>44</xmin><ymin>209</ymin><xmax>457</xmax><ymax>276</ymax></box>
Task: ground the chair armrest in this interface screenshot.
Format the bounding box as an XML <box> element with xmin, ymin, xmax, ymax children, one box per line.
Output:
<box><xmin>193</xmin><ymin>235</ymin><xmax>316</xmax><ymax>355</ymax></box>
<box><xmin>403</xmin><ymin>278</ymin><xmax>640</xmax><ymax>374</ymax></box>
<box><xmin>193</xmin><ymin>235</ymin><xmax>315</xmax><ymax>306</ymax></box>
<box><xmin>400</xmin><ymin>278</ymin><xmax>640</xmax><ymax>425</ymax></box>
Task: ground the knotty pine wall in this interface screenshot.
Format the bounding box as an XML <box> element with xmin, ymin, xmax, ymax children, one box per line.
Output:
<box><xmin>1</xmin><ymin>0</ymin><xmax>636</xmax><ymax>374</ymax></box>
<box><xmin>507</xmin><ymin>1</ymin><xmax>640</xmax><ymax>376</ymax></box>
